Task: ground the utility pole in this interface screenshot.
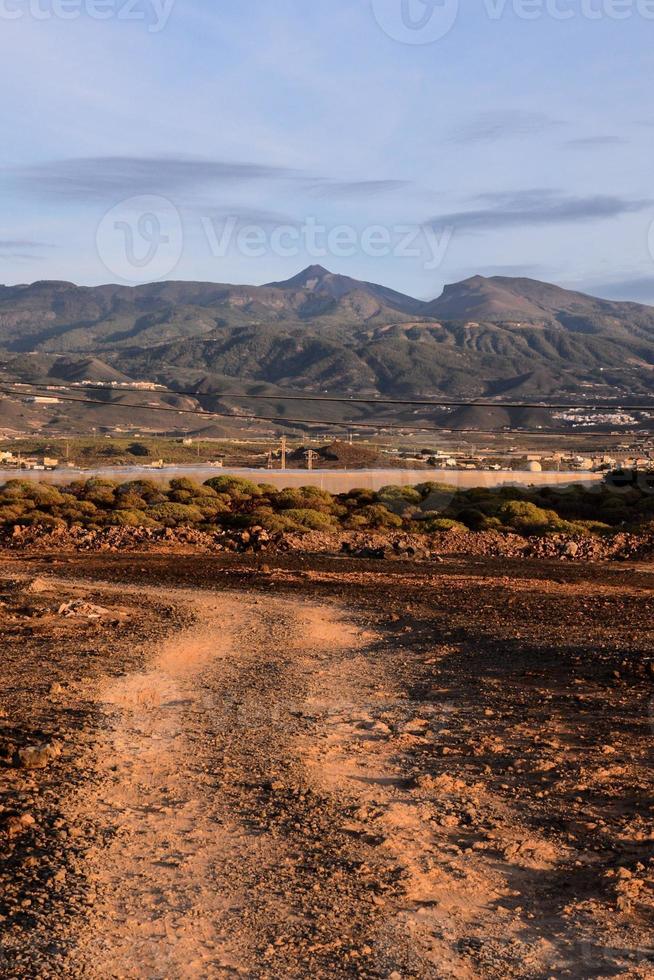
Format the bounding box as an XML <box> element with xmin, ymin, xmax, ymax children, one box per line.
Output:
<box><xmin>306</xmin><ymin>449</ymin><xmax>317</xmax><ymax>471</ymax></box>
<box><xmin>280</xmin><ymin>435</ymin><xmax>287</xmax><ymax>471</ymax></box>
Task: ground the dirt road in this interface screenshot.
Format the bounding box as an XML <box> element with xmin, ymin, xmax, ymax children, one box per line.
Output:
<box><xmin>64</xmin><ymin>585</ymin><xmax>429</xmax><ymax>978</ymax></box>
<box><xmin>2</xmin><ymin>557</ymin><xmax>653</xmax><ymax>978</ymax></box>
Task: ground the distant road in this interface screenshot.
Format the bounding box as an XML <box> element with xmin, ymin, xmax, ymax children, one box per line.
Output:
<box><xmin>0</xmin><ymin>466</ymin><xmax>604</xmax><ymax>492</ymax></box>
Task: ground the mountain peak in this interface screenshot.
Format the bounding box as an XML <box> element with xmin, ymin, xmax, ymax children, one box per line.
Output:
<box><xmin>266</xmin><ymin>265</ymin><xmax>335</xmax><ymax>290</ymax></box>
<box><xmin>300</xmin><ymin>264</ymin><xmax>332</xmax><ymax>278</ymax></box>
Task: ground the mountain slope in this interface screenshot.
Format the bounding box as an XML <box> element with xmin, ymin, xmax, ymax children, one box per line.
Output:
<box><xmin>1</xmin><ymin>270</ymin><xmax>654</xmax><ymax>407</ymax></box>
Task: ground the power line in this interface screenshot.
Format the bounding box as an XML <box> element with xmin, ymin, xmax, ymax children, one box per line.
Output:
<box><xmin>7</xmin><ymin>379</ymin><xmax>654</xmax><ymax>413</ymax></box>
<box><xmin>0</xmin><ymin>384</ymin><xmax>631</xmax><ymax>438</ymax></box>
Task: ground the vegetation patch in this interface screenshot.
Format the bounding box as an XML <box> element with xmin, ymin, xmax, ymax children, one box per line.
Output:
<box><xmin>0</xmin><ymin>473</ymin><xmax>652</xmax><ymax>538</ymax></box>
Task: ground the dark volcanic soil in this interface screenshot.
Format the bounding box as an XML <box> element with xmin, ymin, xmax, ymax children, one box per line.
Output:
<box><xmin>1</xmin><ymin>551</ymin><xmax>653</xmax><ymax>978</ymax></box>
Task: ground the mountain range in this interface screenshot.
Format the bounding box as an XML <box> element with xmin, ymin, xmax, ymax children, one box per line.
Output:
<box><xmin>1</xmin><ymin>266</ymin><xmax>653</xmax><ymax>434</ymax></box>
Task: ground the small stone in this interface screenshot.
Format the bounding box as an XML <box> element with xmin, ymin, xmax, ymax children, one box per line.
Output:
<box><xmin>2</xmin><ymin>813</ymin><xmax>36</xmax><ymax>837</ymax></box>
<box><xmin>18</xmin><ymin>741</ymin><xmax>62</xmax><ymax>770</ymax></box>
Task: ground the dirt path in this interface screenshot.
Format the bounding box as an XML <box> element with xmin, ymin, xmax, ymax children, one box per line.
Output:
<box><xmin>63</xmin><ymin>585</ymin><xmax>422</xmax><ymax>978</ymax></box>
<box><xmin>65</xmin><ymin>589</ymin><xmax>252</xmax><ymax>977</ymax></box>
<box><xmin>12</xmin><ymin>569</ymin><xmax>650</xmax><ymax>979</ymax></box>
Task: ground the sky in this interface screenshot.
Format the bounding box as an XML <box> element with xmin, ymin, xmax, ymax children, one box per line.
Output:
<box><xmin>1</xmin><ymin>0</ymin><xmax>654</xmax><ymax>301</ymax></box>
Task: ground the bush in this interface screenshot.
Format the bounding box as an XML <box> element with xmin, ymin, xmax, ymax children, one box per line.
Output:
<box><xmin>169</xmin><ymin>477</ymin><xmax>207</xmax><ymax>494</ymax></box>
<box><xmin>456</xmin><ymin>508</ymin><xmax>488</xmax><ymax>531</ymax></box>
<box><xmin>148</xmin><ymin>503</ymin><xmax>204</xmax><ymax>526</ymax></box>
<box><xmin>204</xmin><ymin>476</ymin><xmax>263</xmax><ymax>498</ymax></box>
<box><xmin>282</xmin><ymin>509</ymin><xmax>338</xmax><ymax>530</ymax></box>
<box><xmin>273</xmin><ymin>488</ymin><xmax>335</xmax><ymax>513</ymax></box>
<box><xmin>242</xmin><ymin>507</ymin><xmax>301</xmax><ymax>533</ymax></box>
<box><xmin>58</xmin><ymin>501</ymin><xmax>98</xmax><ymax>522</ymax></box>
<box><xmin>104</xmin><ymin>510</ymin><xmax>159</xmax><ymax>528</ymax></box>
<box><xmin>349</xmin><ymin>504</ymin><xmax>403</xmax><ymax>529</ymax></box>
<box><xmin>0</xmin><ymin>503</ymin><xmax>29</xmax><ymax>524</ymax></box>
<box><xmin>127</xmin><ymin>442</ymin><xmax>150</xmax><ymax>457</ymax></box>
<box><xmin>80</xmin><ymin>481</ymin><xmax>117</xmax><ymax>507</ymax></box>
<box><xmin>117</xmin><ymin>480</ymin><xmax>166</xmax><ymax>505</ymax></box>
<box><xmin>422</xmin><ymin>517</ymin><xmax>467</xmax><ymax>532</ymax></box>
<box><xmin>497</xmin><ymin>500</ymin><xmax>575</xmax><ymax>535</ymax></box>
<box><xmin>115</xmin><ymin>491</ymin><xmax>148</xmax><ymax>511</ymax></box>
<box><xmin>377</xmin><ymin>485</ymin><xmax>422</xmax><ymax>507</ymax></box>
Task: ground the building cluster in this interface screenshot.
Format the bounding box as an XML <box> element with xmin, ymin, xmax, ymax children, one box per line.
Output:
<box><xmin>0</xmin><ymin>451</ymin><xmax>62</xmax><ymax>471</ymax></box>
<box><xmin>396</xmin><ymin>448</ymin><xmax>654</xmax><ymax>473</ymax></box>
<box><xmin>71</xmin><ymin>381</ymin><xmax>164</xmax><ymax>391</ymax></box>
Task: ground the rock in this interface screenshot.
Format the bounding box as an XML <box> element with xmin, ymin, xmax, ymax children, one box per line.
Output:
<box><xmin>2</xmin><ymin>813</ymin><xmax>36</xmax><ymax>837</ymax></box>
<box><xmin>17</xmin><ymin>741</ymin><xmax>62</xmax><ymax>770</ymax></box>
<box><xmin>57</xmin><ymin>600</ymin><xmax>110</xmax><ymax>620</ymax></box>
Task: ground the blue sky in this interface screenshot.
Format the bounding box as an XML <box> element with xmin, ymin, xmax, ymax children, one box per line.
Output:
<box><xmin>2</xmin><ymin>0</ymin><xmax>654</xmax><ymax>301</ymax></box>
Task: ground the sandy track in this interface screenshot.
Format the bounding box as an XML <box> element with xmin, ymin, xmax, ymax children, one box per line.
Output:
<box><xmin>63</xmin><ymin>586</ymin><xmax>419</xmax><ymax>978</ymax></box>
<box><xmin>26</xmin><ymin>570</ymin><xmax>649</xmax><ymax>979</ymax></box>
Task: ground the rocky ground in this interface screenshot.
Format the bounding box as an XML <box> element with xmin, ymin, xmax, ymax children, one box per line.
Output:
<box><xmin>4</xmin><ymin>523</ymin><xmax>654</xmax><ymax>563</ymax></box>
<box><xmin>0</xmin><ymin>550</ymin><xmax>653</xmax><ymax>978</ymax></box>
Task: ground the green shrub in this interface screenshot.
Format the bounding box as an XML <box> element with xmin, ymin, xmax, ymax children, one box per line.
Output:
<box><xmin>456</xmin><ymin>508</ymin><xmax>487</xmax><ymax>531</ymax></box>
<box><xmin>342</xmin><ymin>488</ymin><xmax>377</xmax><ymax>507</ymax></box>
<box><xmin>169</xmin><ymin>477</ymin><xmax>207</xmax><ymax>494</ymax></box>
<box><xmin>148</xmin><ymin>503</ymin><xmax>204</xmax><ymax>526</ymax></box>
<box><xmin>422</xmin><ymin>517</ymin><xmax>467</xmax><ymax>532</ymax></box>
<box><xmin>282</xmin><ymin>509</ymin><xmax>338</xmax><ymax>530</ymax></box>
<box><xmin>0</xmin><ymin>504</ymin><xmax>29</xmax><ymax>524</ymax></box>
<box><xmin>377</xmin><ymin>485</ymin><xmax>422</xmax><ymax>507</ymax></box>
<box><xmin>104</xmin><ymin>510</ymin><xmax>159</xmax><ymax>528</ymax></box>
<box><xmin>127</xmin><ymin>442</ymin><xmax>150</xmax><ymax>457</ymax></box>
<box><xmin>21</xmin><ymin>511</ymin><xmax>66</xmax><ymax>528</ymax></box>
<box><xmin>117</xmin><ymin>480</ymin><xmax>166</xmax><ymax>505</ymax></box>
<box><xmin>115</xmin><ymin>491</ymin><xmax>148</xmax><ymax>511</ymax></box>
<box><xmin>498</xmin><ymin>500</ymin><xmax>553</xmax><ymax>533</ymax></box>
<box><xmin>350</xmin><ymin>504</ymin><xmax>403</xmax><ymax>529</ymax></box>
<box><xmin>193</xmin><ymin>499</ymin><xmax>230</xmax><ymax>521</ymax></box>
<box><xmin>58</xmin><ymin>501</ymin><xmax>98</xmax><ymax>523</ymax></box>
<box><xmin>204</xmin><ymin>476</ymin><xmax>263</xmax><ymax>498</ymax></box>
<box><xmin>273</xmin><ymin>488</ymin><xmax>334</xmax><ymax>513</ymax></box>
<box><xmin>241</xmin><ymin>507</ymin><xmax>301</xmax><ymax>533</ymax></box>
<box><xmin>1</xmin><ymin>481</ymin><xmax>65</xmax><ymax>507</ymax></box>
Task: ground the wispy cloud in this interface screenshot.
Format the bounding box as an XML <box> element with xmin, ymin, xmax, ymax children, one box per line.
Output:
<box><xmin>0</xmin><ymin>253</ymin><xmax>46</xmax><ymax>263</ymax></box>
<box><xmin>309</xmin><ymin>179</ymin><xmax>410</xmax><ymax>198</ymax></box>
<box><xmin>193</xmin><ymin>205</ymin><xmax>300</xmax><ymax>227</ymax></box>
<box><xmin>427</xmin><ymin>189</ymin><xmax>651</xmax><ymax>233</ymax></box>
<box><xmin>5</xmin><ymin>156</ymin><xmax>297</xmax><ymax>204</ymax></box>
<box><xmin>585</xmin><ymin>276</ymin><xmax>654</xmax><ymax>305</ymax></box>
<box><xmin>449</xmin><ymin>110</ymin><xmax>562</xmax><ymax>145</ymax></box>
<box><xmin>564</xmin><ymin>136</ymin><xmax>627</xmax><ymax>148</ymax></box>
<box><xmin>0</xmin><ymin>239</ymin><xmax>53</xmax><ymax>249</ymax></box>
<box><xmin>0</xmin><ymin>239</ymin><xmax>53</xmax><ymax>262</ymax></box>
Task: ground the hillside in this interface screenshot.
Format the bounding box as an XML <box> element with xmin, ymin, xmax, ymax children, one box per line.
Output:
<box><xmin>1</xmin><ymin>269</ymin><xmax>654</xmax><ymax>433</ymax></box>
